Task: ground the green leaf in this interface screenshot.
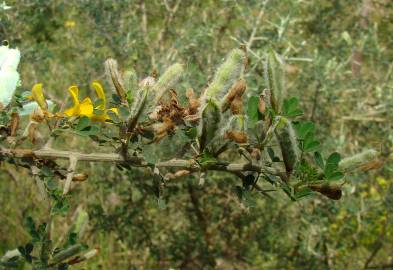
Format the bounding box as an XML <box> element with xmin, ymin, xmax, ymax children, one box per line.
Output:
<box><xmin>75</xmin><ymin>116</ymin><xmax>90</xmax><ymax>131</ymax></box>
<box><xmin>295</xmin><ymin>187</ymin><xmax>313</xmax><ymax>199</ymax></box>
<box><xmin>111</xmin><ymin>93</ymin><xmax>122</xmax><ymax>105</ymax></box>
<box><xmin>326</xmin><ymin>171</ymin><xmax>344</xmax><ymax>181</ymax></box>
<box><xmin>314</xmin><ymin>152</ymin><xmax>324</xmax><ymax>169</ymax></box>
<box><xmin>107</xmin><ymin>110</ymin><xmax>120</xmax><ymax>123</ymax></box>
<box><xmin>247</xmin><ymin>96</ymin><xmax>262</xmax><ymax>124</ymax></box>
<box><xmin>157</xmin><ymin>198</ymin><xmax>167</xmax><ymax>210</ymax></box>
<box><xmin>46</xmin><ymin>178</ymin><xmax>58</xmax><ymax>191</ymax></box>
<box><xmin>93</xmin><ymin>98</ymin><xmax>104</xmax><ymax>108</ymax></box>
<box><xmin>303</xmin><ymin>140</ymin><xmax>320</xmax><ymax>152</ymax></box>
<box><xmin>294</xmin><ymin>121</ymin><xmax>315</xmax><ymax>140</ymax></box>
<box><xmin>324</xmin><ymin>152</ymin><xmax>341</xmax><ymax>178</ymax></box>
<box><xmin>282</xmin><ymin>97</ymin><xmax>303</xmax><ymax>117</ymax></box>
<box><xmin>242</xmin><ymin>190</ymin><xmax>256</xmax><ymax>208</ymax></box>
<box><xmin>184</xmin><ymin>126</ymin><xmax>197</xmax><ymax>139</ymax></box>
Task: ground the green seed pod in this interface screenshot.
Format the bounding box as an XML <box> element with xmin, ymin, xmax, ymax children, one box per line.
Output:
<box><xmin>127</xmin><ymin>86</ymin><xmax>149</xmax><ymax>132</ymax></box>
<box><xmin>152</xmin><ymin>63</ymin><xmax>183</xmax><ymax>106</ymax></box>
<box><xmin>264</xmin><ymin>49</ymin><xmax>286</xmax><ymax>113</ymax></box>
<box><xmin>72</xmin><ymin>207</ymin><xmax>88</xmax><ymax>237</ymax></box>
<box><xmin>275</xmin><ymin>117</ymin><xmax>300</xmax><ymax>176</ymax></box>
<box><xmin>123</xmin><ymin>68</ymin><xmax>138</xmax><ymax>93</ymax></box>
<box><xmin>198</xmin><ymin>99</ymin><xmax>221</xmax><ymax>151</ymax></box>
<box><xmin>339</xmin><ymin>149</ymin><xmax>379</xmax><ymax>172</ymax></box>
<box><xmin>203</xmin><ymin>49</ymin><xmax>245</xmax><ymax>103</ymax></box>
<box><xmin>51</xmin><ymin>245</ymin><xmax>84</xmax><ymax>264</ymax></box>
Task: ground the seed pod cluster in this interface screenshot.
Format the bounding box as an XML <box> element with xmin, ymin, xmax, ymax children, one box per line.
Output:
<box><xmin>275</xmin><ymin>117</ymin><xmax>300</xmax><ymax>176</ymax></box>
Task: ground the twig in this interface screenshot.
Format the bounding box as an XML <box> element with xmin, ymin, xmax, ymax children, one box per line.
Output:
<box><xmin>63</xmin><ymin>155</ymin><xmax>78</xmax><ymax>195</ymax></box>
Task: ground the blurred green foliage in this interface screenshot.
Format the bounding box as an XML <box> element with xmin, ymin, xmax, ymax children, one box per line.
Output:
<box><xmin>0</xmin><ymin>0</ymin><xmax>392</xmax><ymax>269</ymax></box>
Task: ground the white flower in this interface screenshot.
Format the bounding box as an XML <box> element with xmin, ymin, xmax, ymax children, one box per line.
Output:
<box><xmin>0</xmin><ymin>44</ymin><xmax>20</xmax><ymax>107</ymax></box>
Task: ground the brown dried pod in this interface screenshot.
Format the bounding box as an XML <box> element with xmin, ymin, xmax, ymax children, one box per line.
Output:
<box><xmin>258</xmin><ymin>94</ymin><xmax>266</xmax><ymax>114</ymax></box>
<box><xmin>308</xmin><ymin>183</ymin><xmax>342</xmax><ymax>200</ymax></box>
<box><xmin>30</xmin><ymin>108</ymin><xmax>45</xmax><ymax>123</ymax></box>
<box><xmin>221</xmin><ymin>79</ymin><xmax>246</xmax><ymax>112</ymax></box>
<box><xmin>10</xmin><ymin>112</ymin><xmax>19</xmax><ymax>137</ymax></box>
<box><xmin>359</xmin><ymin>160</ymin><xmax>384</xmax><ymax>171</ymax></box>
<box><xmin>164</xmin><ymin>170</ymin><xmax>190</xmax><ymax>180</ymax></box>
<box><xmin>72</xmin><ymin>173</ymin><xmax>89</xmax><ymax>182</ymax></box>
<box><xmin>152</xmin><ymin>117</ymin><xmax>176</xmax><ymax>141</ymax></box>
<box><xmin>186</xmin><ymin>88</ymin><xmax>200</xmax><ymax>115</ymax></box>
<box><xmin>230</xmin><ymin>95</ymin><xmax>244</xmax><ymax>115</ymax></box>
<box><xmin>28</xmin><ymin>122</ymin><xmax>38</xmax><ymax>144</ymax></box>
<box><xmin>225</xmin><ymin>131</ymin><xmax>247</xmax><ymax>144</ymax></box>
<box><xmin>250</xmin><ymin>148</ymin><xmax>261</xmax><ymax>160</ymax></box>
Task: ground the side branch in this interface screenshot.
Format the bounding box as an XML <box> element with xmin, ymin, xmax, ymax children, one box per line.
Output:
<box><xmin>0</xmin><ymin>148</ymin><xmax>282</xmax><ymax>175</ymax></box>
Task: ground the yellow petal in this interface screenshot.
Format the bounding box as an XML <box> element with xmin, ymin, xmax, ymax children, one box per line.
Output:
<box><xmin>68</xmin><ymin>85</ymin><xmax>80</xmax><ymax>106</ymax></box>
<box><xmin>78</xmin><ymin>97</ymin><xmax>94</xmax><ymax>117</ymax></box>
<box><xmin>31</xmin><ymin>83</ymin><xmax>48</xmax><ymax>110</ymax></box>
<box><xmin>92</xmin><ymin>81</ymin><xmax>106</xmax><ymax>110</ymax></box>
<box><xmin>108</xmin><ymin>107</ymin><xmax>118</xmax><ymax>114</ymax></box>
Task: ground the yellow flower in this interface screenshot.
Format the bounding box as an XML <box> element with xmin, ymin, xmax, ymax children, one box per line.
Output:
<box><xmin>26</xmin><ymin>83</ymin><xmax>54</xmax><ymax>118</ymax></box>
<box><xmin>63</xmin><ymin>82</ymin><xmax>118</xmax><ymax>122</ymax></box>
<box><xmin>65</xmin><ymin>20</ymin><xmax>76</xmax><ymax>28</ymax></box>
<box><xmin>63</xmin><ymin>85</ymin><xmax>94</xmax><ymax>118</ymax></box>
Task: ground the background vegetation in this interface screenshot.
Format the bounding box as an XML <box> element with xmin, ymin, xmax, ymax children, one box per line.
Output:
<box><xmin>0</xmin><ymin>0</ymin><xmax>392</xmax><ymax>269</ymax></box>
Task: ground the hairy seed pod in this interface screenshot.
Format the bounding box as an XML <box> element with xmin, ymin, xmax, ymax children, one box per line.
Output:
<box><xmin>221</xmin><ymin>78</ymin><xmax>246</xmax><ymax>112</ymax></box>
<box><xmin>128</xmin><ymin>86</ymin><xmax>149</xmax><ymax>132</ymax></box>
<box><xmin>198</xmin><ymin>99</ymin><xmax>221</xmax><ymax>151</ymax></box>
<box><xmin>68</xmin><ymin>249</ymin><xmax>99</xmax><ymax>264</ymax></box>
<box><xmin>123</xmin><ymin>68</ymin><xmax>138</xmax><ymax>92</ymax></box>
<box><xmin>308</xmin><ymin>183</ymin><xmax>342</xmax><ymax>200</ymax></box>
<box><xmin>339</xmin><ymin>149</ymin><xmax>379</xmax><ymax>172</ymax></box>
<box><xmin>264</xmin><ymin>49</ymin><xmax>286</xmax><ymax>113</ymax></box>
<box><xmin>51</xmin><ymin>245</ymin><xmax>84</xmax><ymax>264</ymax></box>
<box><xmin>224</xmin><ymin>115</ymin><xmax>247</xmax><ymax>143</ymax></box>
<box><xmin>203</xmin><ymin>49</ymin><xmax>246</xmax><ymax>104</ymax></box>
<box><xmin>105</xmin><ymin>58</ymin><xmax>126</xmax><ymax>103</ymax></box>
<box><xmin>152</xmin><ymin>63</ymin><xmax>183</xmax><ymax>106</ymax></box>
<box><xmin>72</xmin><ymin>207</ymin><xmax>88</xmax><ymax>238</ymax></box>
<box><xmin>275</xmin><ymin>117</ymin><xmax>300</xmax><ymax>176</ymax></box>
